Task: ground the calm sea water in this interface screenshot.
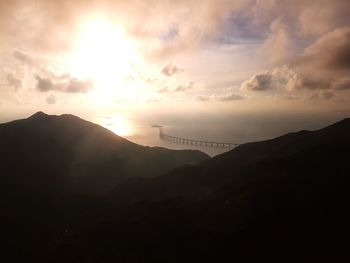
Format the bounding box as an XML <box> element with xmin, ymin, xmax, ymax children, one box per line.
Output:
<box><xmin>97</xmin><ymin>111</ymin><xmax>347</xmax><ymax>156</ymax></box>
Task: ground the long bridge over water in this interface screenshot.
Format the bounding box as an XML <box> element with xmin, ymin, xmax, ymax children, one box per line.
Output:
<box><xmin>152</xmin><ymin>125</ymin><xmax>239</xmax><ymax>149</ymax></box>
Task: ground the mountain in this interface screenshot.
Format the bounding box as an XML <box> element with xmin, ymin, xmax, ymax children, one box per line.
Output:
<box><xmin>1</xmin><ymin>115</ymin><xmax>350</xmax><ymax>262</ymax></box>
<box><xmin>0</xmin><ymin>111</ymin><xmax>209</xmax><ymax>195</ymax></box>
<box><xmin>81</xmin><ymin>117</ymin><xmax>350</xmax><ymax>262</ymax></box>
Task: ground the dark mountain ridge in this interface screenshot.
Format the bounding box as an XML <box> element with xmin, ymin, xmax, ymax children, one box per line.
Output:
<box><xmin>102</xmin><ymin>117</ymin><xmax>350</xmax><ymax>261</ymax></box>
<box><xmin>0</xmin><ymin>112</ymin><xmax>208</xmax><ymax>194</ymax></box>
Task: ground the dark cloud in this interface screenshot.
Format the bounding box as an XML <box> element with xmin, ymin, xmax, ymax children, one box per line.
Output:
<box><xmin>285</xmin><ymin>27</ymin><xmax>350</xmax><ymax>92</ymax></box>
<box><xmin>296</xmin><ymin>27</ymin><xmax>350</xmax><ymax>77</ymax></box>
<box><xmin>175</xmin><ymin>81</ymin><xmax>194</xmax><ymax>92</ymax></box>
<box><xmin>6</xmin><ymin>73</ymin><xmax>22</xmax><ymax>90</ymax></box>
<box><xmin>36</xmin><ymin>75</ymin><xmax>54</xmax><ymax>92</ymax></box>
<box><xmin>35</xmin><ymin>75</ymin><xmax>93</xmax><ymax>93</ymax></box>
<box><xmin>13</xmin><ymin>50</ymin><xmax>36</xmax><ymax>65</ymax></box>
<box><xmin>161</xmin><ymin>63</ymin><xmax>184</xmax><ymax>76</ymax></box>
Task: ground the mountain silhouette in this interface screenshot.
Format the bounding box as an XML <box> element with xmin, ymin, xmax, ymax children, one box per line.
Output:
<box><xmin>1</xmin><ymin>114</ymin><xmax>350</xmax><ymax>262</ymax></box>
<box><xmin>0</xmin><ymin>112</ymin><xmax>208</xmax><ymax>194</ymax></box>
<box><xmin>92</xmin><ymin>117</ymin><xmax>350</xmax><ymax>262</ymax></box>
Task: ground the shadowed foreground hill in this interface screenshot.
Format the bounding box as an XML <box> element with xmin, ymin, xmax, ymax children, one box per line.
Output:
<box><xmin>1</xmin><ymin>115</ymin><xmax>350</xmax><ymax>262</ymax></box>
<box><xmin>80</xmin><ymin>118</ymin><xmax>350</xmax><ymax>262</ymax></box>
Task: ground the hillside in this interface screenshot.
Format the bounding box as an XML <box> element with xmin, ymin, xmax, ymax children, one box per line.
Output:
<box><xmin>97</xmin><ymin>117</ymin><xmax>350</xmax><ymax>262</ymax></box>
<box><xmin>1</xmin><ymin>115</ymin><xmax>350</xmax><ymax>262</ymax></box>
<box><xmin>0</xmin><ymin>112</ymin><xmax>209</xmax><ymax>195</ymax></box>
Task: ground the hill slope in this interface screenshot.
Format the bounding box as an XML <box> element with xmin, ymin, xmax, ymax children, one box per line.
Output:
<box><xmin>0</xmin><ymin>111</ymin><xmax>209</xmax><ymax>195</ymax></box>
<box><xmin>100</xmin><ymin>118</ymin><xmax>350</xmax><ymax>262</ymax></box>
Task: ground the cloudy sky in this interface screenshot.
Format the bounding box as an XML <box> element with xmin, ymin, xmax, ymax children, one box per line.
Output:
<box><xmin>0</xmin><ymin>0</ymin><xmax>350</xmax><ymax>146</ymax></box>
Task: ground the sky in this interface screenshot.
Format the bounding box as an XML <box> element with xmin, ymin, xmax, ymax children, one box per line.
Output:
<box><xmin>0</xmin><ymin>0</ymin><xmax>350</xmax><ymax>153</ymax></box>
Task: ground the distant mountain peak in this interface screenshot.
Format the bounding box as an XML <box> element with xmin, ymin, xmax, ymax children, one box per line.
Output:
<box><xmin>28</xmin><ymin>111</ymin><xmax>48</xmax><ymax>119</ymax></box>
<box><xmin>321</xmin><ymin>117</ymin><xmax>350</xmax><ymax>132</ymax></box>
<box><xmin>338</xmin><ymin>117</ymin><xmax>350</xmax><ymax>125</ymax></box>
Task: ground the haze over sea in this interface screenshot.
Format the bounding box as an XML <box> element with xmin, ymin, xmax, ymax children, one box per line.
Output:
<box><xmin>92</xmin><ymin>110</ymin><xmax>348</xmax><ymax>156</ymax></box>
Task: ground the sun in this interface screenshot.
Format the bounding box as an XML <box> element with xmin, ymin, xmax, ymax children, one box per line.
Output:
<box><xmin>99</xmin><ymin>115</ymin><xmax>134</xmax><ymax>137</ymax></box>
<box><xmin>66</xmin><ymin>16</ymin><xmax>140</xmax><ymax>104</ymax></box>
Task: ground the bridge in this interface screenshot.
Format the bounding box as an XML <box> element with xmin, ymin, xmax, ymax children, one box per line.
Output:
<box><xmin>152</xmin><ymin>125</ymin><xmax>239</xmax><ymax>148</ymax></box>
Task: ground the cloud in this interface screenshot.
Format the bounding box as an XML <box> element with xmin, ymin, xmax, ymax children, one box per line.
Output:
<box><xmin>296</xmin><ymin>27</ymin><xmax>350</xmax><ymax>77</ymax></box>
<box><xmin>282</xmin><ymin>94</ymin><xmax>298</xmax><ymax>101</ymax></box>
<box><xmin>241</xmin><ymin>66</ymin><xmax>336</xmax><ymax>93</ymax></box>
<box><xmin>12</xmin><ymin>49</ymin><xmax>53</xmax><ymax>77</ymax></box>
<box><xmin>10</xmin><ymin>49</ymin><xmax>93</xmax><ymax>94</ymax></box>
<box><xmin>46</xmin><ymin>94</ymin><xmax>57</xmax><ymax>104</ymax></box>
<box><xmin>157</xmin><ymin>87</ymin><xmax>171</xmax><ymax>93</ymax></box>
<box><xmin>241</xmin><ymin>72</ymin><xmax>273</xmax><ymax>91</ymax></box>
<box><xmin>1</xmin><ymin>0</ymin><xmax>349</xmax><ymax>60</ymax></box>
<box><xmin>146</xmin><ymin>97</ymin><xmax>161</xmax><ymax>103</ymax></box>
<box><xmin>13</xmin><ymin>50</ymin><xmax>36</xmax><ymax>65</ymax></box>
<box><xmin>35</xmin><ymin>75</ymin><xmax>93</xmax><ymax>93</ymax></box>
<box><xmin>308</xmin><ymin>93</ymin><xmax>319</xmax><ymax>101</ymax></box>
<box><xmin>218</xmin><ymin>93</ymin><xmax>245</xmax><ymax>101</ymax></box>
<box><xmin>298</xmin><ymin>0</ymin><xmax>350</xmax><ymax>36</ymax></box>
<box><xmin>308</xmin><ymin>91</ymin><xmax>335</xmax><ymax>101</ymax></box>
<box><xmin>193</xmin><ymin>92</ymin><xmax>245</xmax><ymax>102</ymax></box>
<box><xmin>149</xmin><ymin>0</ymin><xmax>250</xmax><ymax>57</ymax></box>
<box><xmin>1</xmin><ymin>0</ymin><xmax>350</xmax><ymax>109</ymax></box>
<box><xmin>6</xmin><ymin>73</ymin><xmax>22</xmax><ymax>90</ymax></box>
<box><xmin>193</xmin><ymin>95</ymin><xmax>211</xmax><ymax>102</ymax></box>
<box><xmin>0</xmin><ymin>0</ymin><xmax>251</xmax><ymax>59</ymax></box>
<box><xmin>66</xmin><ymin>78</ymin><xmax>93</xmax><ymax>93</ymax></box>
<box><xmin>261</xmin><ymin>18</ymin><xmax>293</xmax><ymax>65</ymax></box>
<box><xmin>332</xmin><ymin>77</ymin><xmax>350</xmax><ymax>90</ymax></box>
<box><xmin>321</xmin><ymin>90</ymin><xmax>335</xmax><ymax>100</ymax></box>
<box><xmin>285</xmin><ymin>27</ymin><xmax>350</xmax><ymax>91</ymax></box>
<box><xmin>241</xmin><ymin>26</ymin><xmax>350</xmax><ymax>95</ymax></box>
<box><xmin>286</xmin><ymin>76</ymin><xmax>331</xmax><ymax>91</ymax></box>
<box><xmin>248</xmin><ymin>0</ymin><xmax>350</xmax><ymax>37</ymax></box>
<box><xmin>175</xmin><ymin>81</ymin><xmax>194</xmax><ymax>92</ymax></box>
<box><xmin>161</xmin><ymin>63</ymin><xmax>184</xmax><ymax>76</ymax></box>
<box><xmin>36</xmin><ymin>75</ymin><xmax>54</xmax><ymax>92</ymax></box>
<box><xmin>242</xmin><ymin>65</ymin><xmax>346</xmax><ymax>94</ymax></box>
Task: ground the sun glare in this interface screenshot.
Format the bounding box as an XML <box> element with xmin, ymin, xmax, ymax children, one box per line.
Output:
<box><xmin>67</xmin><ymin>16</ymin><xmax>141</xmax><ymax>104</ymax></box>
<box><xmin>98</xmin><ymin>115</ymin><xmax>133</xmax><ymax>137</ymax></box>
